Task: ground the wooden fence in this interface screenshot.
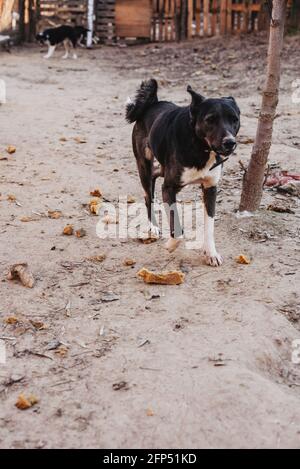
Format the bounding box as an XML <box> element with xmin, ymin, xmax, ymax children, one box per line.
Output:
<box><xmin>152</xmin><ymin>0</ymin><xmax>262</xmax><ymax>41</ymax></box>
<box><xmin>12</xmin><ymin>0</ymin><xmax>298</xmax><ymax>44</ymax></box>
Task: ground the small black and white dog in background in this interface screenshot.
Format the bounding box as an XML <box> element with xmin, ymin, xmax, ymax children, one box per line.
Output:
<box><xmin>36</xmin><ymin>25</ymin><xmax>90</xmax><ymax>59</ymax></box>
<box><xmin>126</xmin><ymin>79</ymin><xmax>240</xmax><ymax>267</ymax></box>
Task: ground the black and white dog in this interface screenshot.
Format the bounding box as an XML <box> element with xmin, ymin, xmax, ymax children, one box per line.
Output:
<box><xmin>36</xmin><ymin>25</ymin><xmax>90</xmax><ymax>59</ymax></box>
<box><xmin>126</xmin><ymin>79</ymin><xmax>240</xmax><ymax>267</ymax></box>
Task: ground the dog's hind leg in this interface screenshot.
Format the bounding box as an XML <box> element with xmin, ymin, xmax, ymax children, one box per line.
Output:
<box><xmin>140</xmin><ymin>158</ymin><xmax>160</xmax><ymax>237</ymax></box>
<box><xmin>62</xmin><ymin>40</ymin><xmax>69</xmax><ymax>59</ymax></box>
<box><xmin>70</xmin><ymin>38</ymin><xmax>78</xmax><ymax>59</ymax></box>
<box><xmin>44</xmin><ymin>45</ymin><xmax>56</xmax><ymax>59</ymax></box>
<box><xmin>162</xmin><ymin>183</ymin><xmax>183</xmax><ymax>253</ymax></box>
<box><xmin>152</xmin><ymin>165</ymin><xmax>164</xmax><ymax>199</ymax></box>
<box><xmin>133</xmin><ymin>136</ymin><xmax>160</xmax><ymax>236</ymax></box>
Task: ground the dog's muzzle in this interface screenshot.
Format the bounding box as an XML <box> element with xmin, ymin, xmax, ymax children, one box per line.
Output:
<box><xmin>221</xmin><ymin>137</ymin><xmax>237</xmax><ymax>156</ymax></box>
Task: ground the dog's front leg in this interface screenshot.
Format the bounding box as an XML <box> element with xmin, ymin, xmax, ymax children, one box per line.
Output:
<box><xmin>202</xmin><ymin>185</ymin><xmax>223</xmax><ymax>267</ymax></box>
<box><xmin>44</xmin><ymin>45</ymin><xmax>56</xmax><ymax>59</ymax></box>
<box><xmin>162</xmin><ymin>184</ymin><xmax>183</xmax><ymax>253</ymax></box>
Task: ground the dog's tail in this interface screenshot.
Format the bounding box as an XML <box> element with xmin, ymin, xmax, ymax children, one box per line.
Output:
<box><xmin>125</xmin><ymin>79</ymin><xmax>158</xmax><ymax>124</ymax></box>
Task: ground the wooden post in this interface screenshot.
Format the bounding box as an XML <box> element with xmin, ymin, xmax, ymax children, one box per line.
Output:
<box><xmin>203</xmin><ymin>0</ymin><xmax>209</xmax><ymax>36</ymax></box>
<box><xmin>211</xmin><ymin>0</ymin><xmax>217</xmax><ymax>36</ymax></box>
<box><xmin>220</xmin><ymin>0</ymin><xmax>227</xmax><ymax>34</ymax></box>
<box><xmin>187</xmin><ymin>0</ymin><xmax>193</xmax><ymax>38</ymax></box>
<box><xmin>87</xmin><ymin>0</ymin><xmax>94</xmax><ymax>47</ymax></box>
<box><xmin>227</xmin><ymin>0</ymin><xmax>232</xmax><ymax>34</ymax></box>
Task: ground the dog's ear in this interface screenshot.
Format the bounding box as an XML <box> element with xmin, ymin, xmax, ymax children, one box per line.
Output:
<box><xmin>224</xmin><ymin>96</ymin><xmax>240</xmax><ymax>115</ymax></box>
<box><xmin>187</xmin><ymin>85</ymin><xmax>205</xmax><ymax>108</ymax></box>
<box><xmin>187</xmin><ymin>86</ymin><xmax>205</xmax><ymax>123</ymax></box>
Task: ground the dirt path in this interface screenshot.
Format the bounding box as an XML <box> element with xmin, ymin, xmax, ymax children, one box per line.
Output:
<box><xmin>0</xmin><ymin>33</ymin><xmax>300</xmax><ymax>449</ymax></box>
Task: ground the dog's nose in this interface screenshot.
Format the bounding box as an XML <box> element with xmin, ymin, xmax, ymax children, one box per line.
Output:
<box><xmin>223</xmin><ymin>137</ymin><xmax>236</xmax><ymax>151</ymax></box>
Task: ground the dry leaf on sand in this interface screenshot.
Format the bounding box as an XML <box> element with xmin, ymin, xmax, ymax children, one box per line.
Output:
<box><xmin>7</xmin><ymin>194</ymin><xmax>16</xmax><ymax>202</ymax></box>
<box><xmin>138</xmin><ymin>268</ymin><xmax>185</xmax><ymax>285</ymax></box>
<box><xmin>6</xmin><ymin>145</ymin><xmax>16</xmax><ymax>154</ymax></box>
<box><xmin>7</xmin><ymin>263</ymin><xmax>35</xmax><ymax>288</ymax></box>
<box><xmin>48</xmin><ymin>210</ymin><xmax>62</xmax><ymax>219</ymax></box>
<box><xmin>63</xmin><ymin>224</ymin><xmax>74</xmax><ymax>236</ymax></box>
<box><xmin>15</xmin><ymin>394</ymin><xmax>38</xmax><ymax>410</ymax></box>
<box><xmin>236</xmin><ymin>255</ymin><xmax>251</xmax><ymax>265</ymax></box>
<box><xmin>90</xmin><ymin>189</ymin><xmax>102</xmax><ymax>197</ymax></box>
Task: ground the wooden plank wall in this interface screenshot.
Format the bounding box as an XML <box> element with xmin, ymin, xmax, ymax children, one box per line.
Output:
<box><xmin>115</xmin><ymin>0</ymin><xmax>152</xmax><ymax>39</ymax></box>
<box><xmin>19</xmin><ymin>0</ymin><xmax>266</xmax><ymax>43</ymax></box>
<box><xmin>37</xmin><ymin>0</ymin><xmax>87</xmax><ymax>29</ymax></box>
<box><xmin>188</xmin><ymin>0</ymin><xmax>262</xmax><ymax>38</ymax></box>
<box><xmin>95</xmin><ymin>0</ymin><xmax>115</xmax><ymax>42</ymax></box>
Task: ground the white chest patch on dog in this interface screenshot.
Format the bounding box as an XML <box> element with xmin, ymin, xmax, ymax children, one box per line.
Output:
<box><xmin>181</xmin><ymin>151</ymin><xmax>221</xmax><ymax>187</ymax></box>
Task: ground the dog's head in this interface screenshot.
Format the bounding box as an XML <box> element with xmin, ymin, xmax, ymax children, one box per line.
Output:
<box><xmin>36</xmin><ymin>32</ymin><xmax>48</xmax><ymax>44</ymax></box>
<box><xmin>187</xmin><ymin>85</ymin><xmax>240</xmax><ymax>157</ymax></box>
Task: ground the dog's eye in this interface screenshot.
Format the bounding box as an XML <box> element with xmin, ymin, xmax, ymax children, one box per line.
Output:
<box><xmin>205</xmin><ymin>115</ymin><xmax>215</xmax><ymax>124</ymax></box>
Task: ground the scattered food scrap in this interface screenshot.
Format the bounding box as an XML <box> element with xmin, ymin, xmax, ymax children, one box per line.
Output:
<box><xmin>15</xmin><ymin>394</ymin><xmax>38</xmax><ymax>410</ymax></box>
<box><xmin>138</xmin><ymin>236</ymin><xmax>158</xmax><ymax>245</ymax></box>
<box><xmin>90</xmin><ymin>189</ymin><xmax>102</xmax><ymax>197</ymax></box>
<box><xmin>6</xmin><ymin>145</ymin><xmax>16</xmax><ymax>154</ymax></box>
<box><xmin>127</xmin><ymin>195</ymin><xmax>136</xmax><ymax>204</ymax></box>
<box><xmin>48</xmin><ymin>210</ymin><xmax>62</xmax><ymax>219</ymax></box>
<box><xmin>4</xmin><ymin>316</ymin><xmax>20</xmax><ymax>325</ymax></box>
<box><xmin>236</xmin><ymin>255</ymin><xmax>251</xmax><ymax>265</ymax></box>
<box><xmin>86</xmin><ymin>254</ymin><xmax>106</xmax><ymax>263</ymax></box>
<box><xmin>75</xmin><ymin>228</ymin><xmax>86</xmax><ymax>238</ymax></box>
<box><xmin>138</xmin><ymin>268</ymin><xmax>185</xmax><ymax>285</ymax></box>
<box><xmin>89</xmin><ymin>198</ymin><xmax>101</xmax><ymax>215</ymax></box>
<box><xmin>7</xmin><ymin>263</ymin><xmax>35</xmax><ymax>288</ymax></box>
<box><xmin>74</xmin><ymin>137</ymin><xmax>87</xmax><ymax>144</ymax></box>
<box><xmin>102</xmin><ymin>214</ymin><xmax>118</xmax><ymax>224</ymax></box>
<box><xmin>123</xmin><ymin>258</ymin><xmax>136</xmax><ymax>266</ymax></box>
<box><xmin>63</xmin><ymin>224</ymin><xmax>74</xmax><ymax>236</ymax></box>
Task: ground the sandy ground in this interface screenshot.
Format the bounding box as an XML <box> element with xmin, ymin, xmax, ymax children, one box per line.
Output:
<box><xmin>0</xmin><ymin>33</ymin><xmax>300</xmax><ymax>449</ymax></box>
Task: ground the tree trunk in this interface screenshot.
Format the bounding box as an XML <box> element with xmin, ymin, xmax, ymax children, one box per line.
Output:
<box><xmin>239</xmin><ymin>0</ymin><xmax>287</xmax><ymax>213</ymax></box>
<box><xmin>0</xmin><ymin>0</ymin><xmax>15</xmax><ymax>32</ymax></box>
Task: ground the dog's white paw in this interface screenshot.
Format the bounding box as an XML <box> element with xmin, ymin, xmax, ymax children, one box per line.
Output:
<box><xmin>165</xmin><ymin>237</ymin><xmax>183</xmax><ymax>253</ymax></box>
<box><xmin>203</xmin><ymin>249</ymin><xmax>223</xmax><ymax>267</ymax></box>
<box><xmin>148</xmin><ymin>223</ymin><xmax>160</xmax><ymax>238</ymax></box>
